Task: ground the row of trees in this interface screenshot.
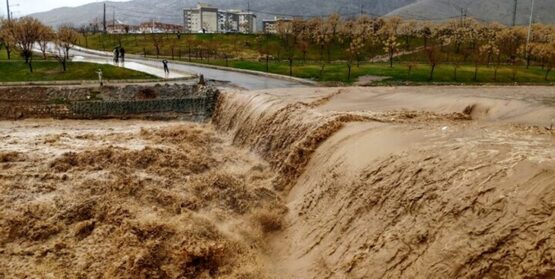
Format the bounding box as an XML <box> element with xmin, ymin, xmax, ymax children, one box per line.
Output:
<box><xmin>0</xmin><ymin>17</ymin><xmax>79</xmax><ymax>72</ymax></box>
<box><xmin>113</xmin><ymin>15</ymin><xmax>553</xmax><ymax>81</ymax></box>
<box><xmin>268</xmin><ymin>16</ymin><xmax>555</xmax><ymax>80</ymax></box>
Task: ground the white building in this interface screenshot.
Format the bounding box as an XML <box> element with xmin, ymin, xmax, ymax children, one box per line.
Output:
<box><xmin>218</xmin><ymin>10</ymin><xmax>240</xmax><ymax>33</ymax></box>
<box><xmin>184</xmin><ymin>3</ymin><xmax>257</xmax><ymax>34</ymax></box>
<box><xmin>262</xmin><ymin>17</ymin><xmax>292</xmax><ymax>34</ymax></box>
<box><xmin>184</xmin><ymin>3</ymin><xmax>218</xmax><ymax>33</ymax></box>
<box><xmin>238</xmin><ymin>12</ymin><xmax>257</xmax><ymax>33</ymax></box>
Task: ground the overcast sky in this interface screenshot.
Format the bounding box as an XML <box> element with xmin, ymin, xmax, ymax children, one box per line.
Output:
<box><xmin>3</xmin><ymin>0</ymin><xmax>127</xmax><ymax>16</ymax></box>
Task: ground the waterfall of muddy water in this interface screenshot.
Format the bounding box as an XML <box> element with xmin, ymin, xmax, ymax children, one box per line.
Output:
<box><xmin>1</xmin><ymin>86</ymin><xmax>554</xmax><ymax>278</ymax></box>
<box><xmin>214</xmin><ymin>87</ymin><xmax>555</xmax><ymax>279</ymax></box>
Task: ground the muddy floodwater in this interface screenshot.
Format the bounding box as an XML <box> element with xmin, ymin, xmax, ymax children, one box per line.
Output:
<box><xmin>0</xmin><ymin>120</ymin><xmax>284</xmax><ymax>278</ymax></box>
<box><xmin>1</xmin><ymin>86</ymin><xmax>555</xmax><ymax>278</ymax></box>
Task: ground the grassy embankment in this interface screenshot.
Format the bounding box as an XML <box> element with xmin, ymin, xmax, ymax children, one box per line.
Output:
<box><xmin>0</xmin><ymin>49</ymin><xmax>155</xmax><ymax>82</ymax></box>
<box><xmin>80</xmin><ymin>33</ymin><xmax>554</xmax><ymax>84</ymax></box>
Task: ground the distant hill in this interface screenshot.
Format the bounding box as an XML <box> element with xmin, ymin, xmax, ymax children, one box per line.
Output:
<box><xmin>386</xmin><ymin>0</ymin><xmax>555</xmax><ymax>25</ymax></box>
<box><xmin>29</xmin><ymin>0</ymin><xmax>415</xmax><ymax>28</ymax></box>
<box><xmin>28</xmin><ymin>0</ymin><xmax>555</xmax><ymax>28</ymax></box>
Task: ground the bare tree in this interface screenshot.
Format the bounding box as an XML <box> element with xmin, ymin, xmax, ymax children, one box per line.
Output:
<box><xmin>78</xmin><ymin>24</ymin><xmax>90</xmax><ymax>48</ymax></box>
<box><xmin>12</xmin><ymin>17</ymin><xmax>45</xmax><ymax>72</ymax></box>
<box><xmin>38</xmin><ymin>25</ymin><xmax>55</xmax><ymax>59</ymax></box>
<box><xmin>497</xmin><ymin>27</ymin><xmax>526</xmax><ymax>81</ymax></box>
<box><xmin>309</xmin><ymin>17</ymin><xmax>332</xmax><ymax>78</ymax></box>
<box><xmin>380</xmin><ymin>17</ymin><xmax>402</xmax><ymax>68</ymax></box>
<box><xmin>169</xmin><ymin>37</ymin><xmax>178</xmax><ymax>60</ymax></box>
<box><xmin>424</xmin><ymin>27</ymin><xmax>443</xmax><ymax>82</ymax></box>
<box><xmin>535</xmin><ymin>41</ymin><xmax>555</xmax><ymax>80</ymax></box>
<box><xmin>150</xmin><ymin>33</ymin><xmax>164</xmax><ymax>58</ymax></box>
<box><xmin>184</xmin><ymin>35</ymin><xmax>196</xmax><ymax>62</ymax></box>
<box><xmin>0</xmin><ymin>19</ymin><xmax>15</xmax><ymax>60</ymax></box>
<box><xmin>325</xmin><ymin>13</ymin><xmax>341</xmax><ymax>63</ymax></box>
<box><xmin>57</xmin><ymin>26</ymin><xmax>79</xmax><ymax>60</ymax></box>
<box><xmin>340</xmin><ymin>20</ymin><xmax>365</xmax><ymax>82</ymax></box>
<box><xmin>276</xmin><ymin>19</ymin><xmax>297</xmax><ymax>76</ymax></box>
<box><xmin>53</xmin><ymin>39</ymin><xmax>69</xmax><ymax>72</ymax></box>
<box><xmin>255</xmin><ymin>34</ymin><xmax>271</xmax><ymax>71</ymax></box>
<box><xmin>398</xmin><ymin>20</ymin><xmax>418</xmax><ymax>51</ymax></box>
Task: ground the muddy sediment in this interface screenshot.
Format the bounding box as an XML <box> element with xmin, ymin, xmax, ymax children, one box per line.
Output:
<box><xmin>0</xmin><ymin>121</ymin><xmax>284</xmax><ymax>278</ymax></box>
<box><xmin>1</xmin><ymin>86</ymin><xmax>555</xmax><ymax>278</ymax></box>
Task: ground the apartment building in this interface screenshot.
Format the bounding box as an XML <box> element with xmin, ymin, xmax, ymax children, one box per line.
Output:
<box><xmin>238</xmin><ymin>12</ymin><xmax>257</xmax><ymax>33</ymax></box>
<box><xmin>218</xmin><ymin>10</ymin><xmax>240</xmax><ymax>33</ymax></box>
<box><xmin>184</xmin><ymin>3</ymin><xmax>219</xmax><ymax>33</ymax></box>
<box><xmin>262</xmin><ymin>17</ymin><xmax>292</xmax><ymax>34</ymax></box>
<box><xmin>184</xmin><ymin>3</ymin><xmax>257</xmax><ymax>34</ymax></box>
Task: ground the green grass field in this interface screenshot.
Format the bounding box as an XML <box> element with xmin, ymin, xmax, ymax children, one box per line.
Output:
<box><xmin>76</xmin><ymin>33</ymin><xmax>553</xmax><ymax>84</ymax></box>
<box><xmin>171</xmin><ymin>58</ymin><xmax>553</xmax><ymax>84</ymax></box>
<box><xmin>0</xmin><ymin>47</ymin><xmax>155</xmax><ymax>82</ymax></box>
<box><xmin>0</xmin><ymin>49</ymin><xmax>9</xmax><ymax>60</ymax></box>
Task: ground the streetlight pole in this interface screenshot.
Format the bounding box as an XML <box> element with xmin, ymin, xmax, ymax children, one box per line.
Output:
<box><xmin>512</xmin><ymin>0</ymin><xmax>518</xmax><ymax>26</ymax></box>
<box><xmin>525</xmin><ymin>0</ymin><xmax>535</xmax><ymax>65</ymax></box>
<box><xmin>6</xmin><ymin>0</ymin><xmax>11</xmax><ymax>21</ymax></box>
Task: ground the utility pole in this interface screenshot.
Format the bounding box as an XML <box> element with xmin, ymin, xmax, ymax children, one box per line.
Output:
<box><xmin>103</xmin><ymin>3</ymin><xmax>107</xmax><ymax>33</ymax></box>
<box><xmin>512</xmin><ymin>0</ymin><xmax>518</xmax><ymax>26</ymax></box>
<box><xmin>525</xmin><ymin>0</ymin><xmax>535</xmax><ymax>62</ymax></box>
<box><xmin>6</xmin><ymin>0</ymin><xmax>11</xmax><ymax>21</ymax></box>
<box><xmin>360</xmin><ymin>3</ymin><xmax>364</xmax><ymax>16</ymax></box>
<box><xmin>460</xmin><ymin>8</ymin><xmax>464</xmax><ymax>26</ymax></box>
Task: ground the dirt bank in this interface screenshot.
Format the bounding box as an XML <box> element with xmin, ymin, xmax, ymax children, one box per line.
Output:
<box><xmin>214</xmin><ymin>86</ymin><xmax>555</xmax><ymax>278</ymax></box>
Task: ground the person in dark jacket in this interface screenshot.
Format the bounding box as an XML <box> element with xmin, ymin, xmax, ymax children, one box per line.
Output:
<box><xmin>113</xmin><ymin>47</ymin><xmax>119</xmax><ymax>63</ymax></box>
<box><xmin>162</xmin><ymin>60</ymin><xmax>170</xmax><ymax>77</ymax></box>
<box><xmin>119</xmin><ymin>47</ymin><xmax>125</xmax><ymax>63</ymax></box>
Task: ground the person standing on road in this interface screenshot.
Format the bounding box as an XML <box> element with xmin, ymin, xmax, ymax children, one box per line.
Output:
<box><xmin>96</xmin><ymin>69</ymin><xmax>103</xmax><ymax>86</ymax></box>
<box><xmin>162</xmin><ymin>60</ymin><xmax>170</xmax><ymax>77</ymax></box>
<box><xmin>119</xmin><ymin>47</ymin><xmax>125</xmax><ymax>63</ymax></box>
<box><xmin>113</xmin><ymin>47</ymin><xmax>119</xmax><ymax>64</ymax></box>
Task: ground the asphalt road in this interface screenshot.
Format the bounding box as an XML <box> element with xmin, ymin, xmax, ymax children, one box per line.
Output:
<box><xmin>68</xmin><ymin>46</ymin><xmax>310</xmax><ymax>90</ymax></box>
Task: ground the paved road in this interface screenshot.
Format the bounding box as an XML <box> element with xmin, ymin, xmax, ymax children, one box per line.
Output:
<box><xmin>68</xmin><ymin>46</ymin><xmax>310</xmax><ymax>90</ymax></box>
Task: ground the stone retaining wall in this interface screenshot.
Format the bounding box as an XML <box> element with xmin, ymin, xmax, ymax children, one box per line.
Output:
<box><xmin>0</xmin><ymin>84</ymin><xmax>219</xmax><ymax>120</ymax></box>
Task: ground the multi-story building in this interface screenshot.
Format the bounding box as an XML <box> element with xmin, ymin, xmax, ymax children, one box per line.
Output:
<box><xmin>218</xmin><ymin>10</ymin><xmax>240</xmax><ymax>33</ymax></box>
<box><xmin>262</xmin><ymin>17</ymin><xmax>292</xmax><ymax>34</ymax></box>
<box><xmin>184</xmin><ymin>3</ymin><xmax>219</xmax><ymax>33</ymax></box>
<box><xmin>184</xmin><ymin>3</ymin><xmax>257</xmax><ymax>34</ymax></box>
<box><xmin>238</xmin><ymin>12</ymin><xmax>257</xmax><ymax>33</ymax></box>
